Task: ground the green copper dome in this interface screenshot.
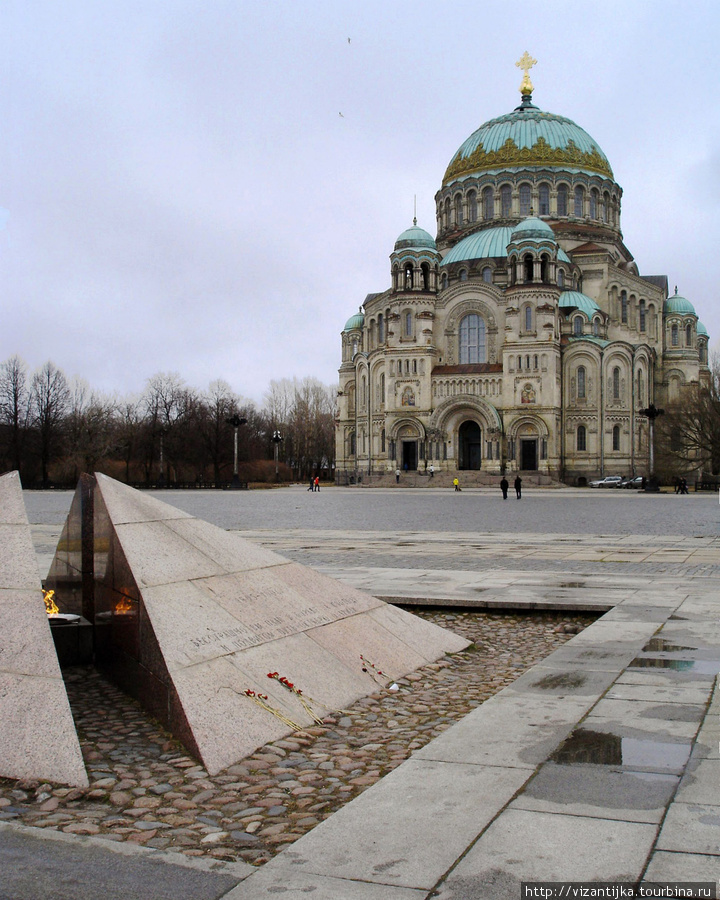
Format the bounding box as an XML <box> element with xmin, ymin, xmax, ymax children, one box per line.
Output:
<box><xmin>697</xmin><ymin>321</ymin><xmax>708</xmax><ymax>337</ymax></box>
<box><xmin>559</xmin><ymin>291</ymin><xmax>600</xmax><ymax>317</ymax></box>
<box><xmin>443</xmin><ymin>103</ymin><xmax>613</xmax><ymax>187</ymax></box>
<box><xmin>664</xmin><ymin>291</ymin><xmax>696</xmax><ymax>316</ymax></box>
<box><xmin>394</xmin><ymin>221</ymin><xmax>437</xmax><ymax>252</ymax></box>
<box><xmin>442</xmin><ymin>225</ymin><xmax>570</xmax><ymax>266</ymax></box>
<box><xmin>510</xmin><ymin>216</ymin><xmax>557</xmax><ymax>243</ymax></box>
<box><xmin>343</xmin><ymin>309</ymin><xmax>365</xmax><ymax>332</ymax></box>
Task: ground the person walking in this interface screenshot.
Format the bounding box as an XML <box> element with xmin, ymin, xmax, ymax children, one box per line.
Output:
<box><xmin>314</xmin><ymin>475</ymin><xmax>320</xmax><ymax>492</ymax></box>
<box><xmin>429</xmin><ymin>464</ymin><xmax>434</xmax><ymax>478</ymax></box>
<box><xmin>514</xmin><ymin>475</ymin><xmax>522</xmax><ymax>499</ymax></box>
<box><xmin>500</xmin><ymin>476</ymin><xmax>509</xmax><ymax>500</ymax></box>
<box><xmin>308</xmin><ymin>475</ymin><xmax>314</xmax><ymax>491</ymax></box>
<box><xmin>453</xmin><ymin>477</ymin><xmax>461</xmax><ymax>492</ymax></box>
<box><xmin>395</xmin><ymin>467</ymin><xmax>400</xmax><ymax>484</ymax></box>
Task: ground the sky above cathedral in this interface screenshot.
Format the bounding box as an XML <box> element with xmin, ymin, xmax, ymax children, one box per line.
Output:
<box><xmin>0</xmin><ymin>0</ymin><xmax>718</xmax><ymax>404</ymax></box>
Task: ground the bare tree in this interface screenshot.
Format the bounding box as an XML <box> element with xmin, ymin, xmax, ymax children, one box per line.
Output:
<box><xmin>64</xmin><ymin>379</ymin><xmax>118</xmax><ymax>478</ymax></box>
<box><xmin>0</xmin><ymin>355</ymin><xmax>31</xmax><ymax>474</ymax></box>
<box><xmin>656</xmin><ymin>354</ymin><xmax>720</xmax><ymax>479</ymax></box>
<box><xmin>31</xmin><ymin>361</ymin><xmax>71</xmax><ymax>485</ymax></box>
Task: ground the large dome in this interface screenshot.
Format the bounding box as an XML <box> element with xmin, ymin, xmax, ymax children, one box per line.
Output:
<box><xmin>443</xmin><ymin>102</ymin><xmax>613</xmax><ymax>188</ymax></box>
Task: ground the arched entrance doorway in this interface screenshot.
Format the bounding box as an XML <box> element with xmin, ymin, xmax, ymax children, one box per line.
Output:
<box><xmin>459</xmin><ymin>420</ymin><xmax>482</xmax><ymax>470</ymax></box>
<box><xmin>515</xmin><ymin>421</ymin><xmax>539</xmax><ymax>471</ymax></box>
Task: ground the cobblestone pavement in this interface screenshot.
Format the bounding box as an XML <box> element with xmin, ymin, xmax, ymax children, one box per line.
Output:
<box><xmin>0</xmin><ymin>609</ymin><xmax>592</xmax><ymax>867</ymax></box>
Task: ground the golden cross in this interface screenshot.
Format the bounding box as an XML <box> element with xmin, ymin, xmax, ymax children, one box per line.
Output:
<box><xmin>515</xmin><ymin>51</ymin><xmax>537</xmax><ymax>95</ymax></box>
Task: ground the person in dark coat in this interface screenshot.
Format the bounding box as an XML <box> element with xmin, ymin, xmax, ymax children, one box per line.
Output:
<box><xmin>514</xmin><ymin>475</ymin><xmax>522</xmax><ymax>499</ymax></box>
<box><xmin>500</xmin><ymin>477</ymin><xmax>509</xmax><ymax>500</ymax></box>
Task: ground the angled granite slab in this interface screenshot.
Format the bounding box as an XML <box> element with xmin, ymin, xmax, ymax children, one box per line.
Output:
<box><xmin>48</xmin><ymin>475</ymin><xmax>469</xmax><ymax>775</ymax></box>
<box><xmin>0</xmin><ymin>471</ymin><xmax>87</xmax><ymax>786</ymax></box>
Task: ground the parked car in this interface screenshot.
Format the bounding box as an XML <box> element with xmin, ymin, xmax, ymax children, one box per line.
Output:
<box><xmin>589</xmin><ymin>475</ymin><xmax>623</xmax><ymax>488</ymax></box>
<box><xmin>621</xmin><ymin>476</ymin><xmax>644</xmax><ymax>489</ymax></box>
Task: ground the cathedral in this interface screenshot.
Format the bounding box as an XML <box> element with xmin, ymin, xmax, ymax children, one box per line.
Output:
<box><xmin>335</xmin><ymin>57</ymin><xmax>709</xmax><ymax>485</ymax></box>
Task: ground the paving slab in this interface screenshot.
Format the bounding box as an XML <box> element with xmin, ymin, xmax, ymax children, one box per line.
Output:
<box><xmin>431</xmin><ymin>809</ymin><xmax>657</xmax><ymax>898</ymax></box>
<box><xmin>511</xmin><ymin>762</ymin><xmax>678</xmax><ymax>823</ymax></box>
<box><xmin>656</xmin><ymin>801</ymin><xmax>720</xmax><ymax>855</ymax></box>
<box><xmin>225</xmin><ymin>759</ymin><xmax>531</xmax><ymax>891</ymax></box>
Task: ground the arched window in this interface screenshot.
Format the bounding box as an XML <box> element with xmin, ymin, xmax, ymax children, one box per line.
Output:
<box><xmin>671</xmin><ymin>323</ymin><xmax>679</xmax><ymax>346</ymax></box>
<box><xmin>592</xmin><ymin>317</ymin><xmax>600</xmax><ymax>336</ymax></box>
<box><xmin>577</xmin><ymin>365</ymin><xmax>586</xmax><ymax>399</ymax></box>
<box><xmin>381</xmin><ymin>429</ymin><xmax>385</xmax><ymax>453</ymax></box>
<box><xmin>621</xmin><ymin>290</ymin><xmax>628</xmax><ymax>324</ymax></box>
<box><xmin>525</xmin><ymin>305</ymin><xmax>533</xmax><ymax>332</ymax></box>
<box><xmin>557</xmin><ymin>184</ymin><xmax>568</xmax><ymax>217</ymax></box>
<box><xmin>349</xmin><ymin>432</ymin><xmax>356</xmax><ymax>455</ymax></box>
<box><xmin>459</xmin><ymin>314</ymin><xmax>487</xmax><ymax>364</ymax></box>
<box><xmin>589</xmin><ymin>189</ymin><xmax>598</xmax><ymax>219</ymax></box>
<box><xmin>574</xmin><ymin>316</ymin><xmax>583</xmax><ymax>336</ymax></box>
<box><xmin>441</xmin><ymin>272</ymin><xmax>448</xmax><ymax>289</ymax></box>
<box><xmin>612</xmin><ymin>425</ymin><xmax>620</xmax><ymax>451</ymax></box>
<box><xmin>405</xmin><ymin>311</ymin><xmax>413</xmax><ymax>337</ymax></box>
<box><xmin>612</xmin><ymin>366</ymin><xmax>620</xmax><ymax>400</ymax></box>
<box><xmin>602</xmin><ymin>192</ymin><xmax>609</xmax><ymax>223</ymax></box>
<box><xmin>500</xmin><ymin>184</ymin><xmax>512</xmax><ymax>217</ymax></box>
<box><xmin>538</xmin><ymin>183</ymin><xmax>550</xmax><ymax>216</ymax></box>
<box><xmin>574</xmin><ymin>185</ymin><xmax>584</xmax><ymax>218</ymax></box>
<box><xmin>482</xmin><ymin>266</ymin><xmax>492</xmax><ymax>283</ymax></box>
<box><xmin>378</xmin><ymin>313</ymin><xmax>384</xmax><ymax>343</ymax></box>
<box><xmin>686</xmin><ymin>324</ymin><xmax>692</xmax><ymax>346</ymax></box>
<box><xmin>454</xmin><ymin>194</ymin><xmax>463</xmax><ymax>226</ymax></box>
<box><xmin>639</xmin><ymin>300</ymin><xmax>646</xmax><ymax>332</ymax></box>
<box><xmin>444</xmin><ymin>197</ymin><xmax>450</xmax><ymax>228</ymax></box>
<box><xmin>557</xmin><ymin>268</ymin><xmax>564</xmax><ymax>288</ymax></box>
<box><xmin>577</xmin><ymin>424</ymin><xmax>586</xmax><ymax>451</ymax></box>
<box><xmin>483</xmin><ymin>186</ymin><xmax>494</xmax><ymax>220</ymax></box>
<box><xmin>404</xmin><ymin>263</ymin><xmax>413</xmax><ymax>289</ymax></box>
<box><xmin>468</xmin><ymin>190</ymin><xmax>477</xmax><ymax>222</ymax></box>
<box><xmin>421</xmin><ymin>263</ymin><xmax>430</xmax><ymax>291</ymax></box>
<box><xmin>380</xmin><ymin>373</ymin><xmax>385</xmax><ymax>404</ymax></box>
<box><xmin>519</xmin><ymin>183</ymin><xmax>532</xmax><ymax>216</ymax></box>
<box><xmin>524</xmin><ymin>253</ymin><xmax>534</xmax><ymax>282</ymax></box>
<box><xmin>637</xmin><ymin>369</ymin><xmax>644</xmax><ymax>405</ymax></box>
<box><xmin>459</xmin><ymin>269</ymin><xmax>467</xmax><ymax>282</ymax></box>
<box><xmin>361</xmin><ymin>375</ymin><xmax>367</xmax><ymax>407</ymax></box>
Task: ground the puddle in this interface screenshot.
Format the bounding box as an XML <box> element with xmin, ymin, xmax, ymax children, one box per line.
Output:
<box><xmin>559</xmin><ymin>582</ymin><xmax>586</xmax><ymax>588</ymax></box>
<box><xmin>629</xmin><ymin>657</ymin><xmax>720</xmax><ymax>675</ymax></box>
<box><xmin>472</xmin><ymin>587</ymin><xmax>488</xmax><ymax>593</ymax></box>
<box><xmin>642</xmin><ymin>637</ymin><xmax>694</xmax><ymax>653</ymax></box>
<box><xmin>551</xmin><ymin>729</ymin><xmax>691</xmax><ymax>770</ymax></box>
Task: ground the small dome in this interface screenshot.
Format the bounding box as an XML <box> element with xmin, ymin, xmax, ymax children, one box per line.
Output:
<box><xmin>510</xmin><ymin>216</ymin><xmax>557</xmax><ymax>244</ymax></box>
<box><xmin>697</xmin><ymin>321</ymin><xmax>708</xmax><ymax>337</ymax></box>
<box><xmin>664</xmin><ymin>290</ymin><xmax>696</xmax><ymax>316</ymax></box>
<box><xmin>343</xmin><ymin>309</ymin><xmax>365</xmax><ymax>332</ymax></box>
<box><xmin>394</xmin><ymin>221</ymin><xmax>436</xmax><ymax>252</ymax></box>
<box><xmin>559</xmin><ymin>291</ymin><xmax>600</xmax><ymax>317</ymax></box>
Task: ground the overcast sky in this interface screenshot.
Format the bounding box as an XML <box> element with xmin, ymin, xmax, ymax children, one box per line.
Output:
<box><xmin>1</xmin><ymin>0</ymin><xmax>718</xmax><ymax>405</ymax></box>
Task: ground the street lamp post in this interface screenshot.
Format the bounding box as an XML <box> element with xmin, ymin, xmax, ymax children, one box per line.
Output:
<box><xmin>272</xmin><ymin>430</ymin><xmax>283</xmax><ymax>483</ymax></box>
<box><xmin>158</xmin><ymin>428</ymin><xmax>167</xmax><ymax>487</ymax></box>
<box><xmin>225</xmin><ymin>415</ymin><xmax>248</xmax><ymax>487</ymax></box>
<box><xmin>639</xmin><ymin>403</ymin><xmax>665</xmax><ymax>483</ymax></box>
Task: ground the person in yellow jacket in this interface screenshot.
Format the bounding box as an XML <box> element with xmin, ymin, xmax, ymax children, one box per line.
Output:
<box><xmin>453</xmin><ymin>477</ymin><xmax>461</xmax><ymax>492</ymax></box>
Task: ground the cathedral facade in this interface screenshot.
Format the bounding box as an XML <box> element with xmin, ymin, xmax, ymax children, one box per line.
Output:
<box><xmin>335</xmin><ymin>62</ymin><xmax>709</xmax><ymax>485</ymax></box>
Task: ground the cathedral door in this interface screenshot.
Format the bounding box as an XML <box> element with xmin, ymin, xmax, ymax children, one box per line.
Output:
<box><xmin>402</xmin><ymin>441</ymin><xmax>417</xmax><ymax>471</ymax></box>
<box><xmin>521</xmin><ymin>439</ymin><xmax>538</xmax><ymax>471</ymax></box>
<box><xmin>459</xmin><ymin>421</ymin><xmax>482</xmax><ymax>470</ymax></box>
